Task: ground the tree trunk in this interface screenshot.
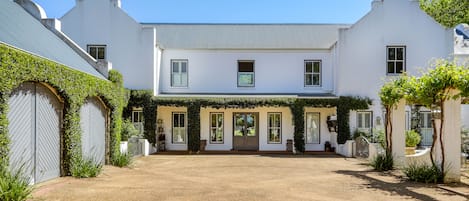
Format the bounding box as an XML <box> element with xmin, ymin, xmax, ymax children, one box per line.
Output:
<box><xmin>430</xmin><ymin>118</ymin><xmax>437</xmax><ymax>167</ymax></box>
<box><xmin>385</xmin><ymin>107</ymin><xmax>393</xmax><ymax>156</ymax></box>
<box><xmin>439</xmin><ymin>101</ymin><xmax>445</xmax><ymax>175</ymax></box>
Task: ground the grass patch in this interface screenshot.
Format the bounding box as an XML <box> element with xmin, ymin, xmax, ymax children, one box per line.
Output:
<box><xmin>112</xmin><ymin>152</ymin><xmax>133</xmax><ymax>168</ymax></box>
<box><xmin>0</xmin><ymin>164</ymin><xmax>33</xmax><ymax>201</ymax></box>
<box><xmin>403</xmin><ymin>163</ymin><xmax>444</xmax><ymax>184</ymax></box>
<box><xmin>370</xmin><ymin>154</ymin><xmax>393</xmax><ymax>171</ymax></box>
<box><xmin>70</xmin><ymin>157</ymin><xmax>103</xmax><ymax>178</ymax></box>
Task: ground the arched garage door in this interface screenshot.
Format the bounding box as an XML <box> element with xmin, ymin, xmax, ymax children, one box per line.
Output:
<box><xmin>8</xmin><ymin>82</ymin><xmax>63</xmax><ymax>184</ymax></box>
<box><xmin>80</xmin><ymin>97</ymin><xmax>107</xmax><ymax>164</ymax></box>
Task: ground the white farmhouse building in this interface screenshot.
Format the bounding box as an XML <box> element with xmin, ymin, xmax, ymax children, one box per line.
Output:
<box><xmin>58</xmin><ymin>0</ymin><xmax>468</xmax><ymax>152</ymax></box>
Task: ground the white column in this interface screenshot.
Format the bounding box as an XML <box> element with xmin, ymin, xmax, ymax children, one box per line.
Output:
<box><xmin>442</xmin><ymin>89</ymin><xmax>461</xmax><ymax>183</ymax></box>
<box><xmin>391</xmin><ymin>99</ymin><xmax>406</xmax><ymax>168</ymax></box>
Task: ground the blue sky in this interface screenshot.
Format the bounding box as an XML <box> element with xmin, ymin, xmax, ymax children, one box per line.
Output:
<box><xmin>34</xmin><ymin>0</ymin><xmax>373</xmax><ymax>24</ymax></box>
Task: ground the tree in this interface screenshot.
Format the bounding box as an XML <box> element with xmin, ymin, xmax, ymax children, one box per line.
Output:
<box><xmin>420</xmin><ymin>0</ymin><xmax>469</xmax><ymax>28</ymax></box>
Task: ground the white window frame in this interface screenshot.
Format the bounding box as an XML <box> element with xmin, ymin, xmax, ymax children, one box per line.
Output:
<box><xmin>87</xmin><ymin>45</ymin><xmax>106</xmax><ymax>60</ymax></box>
<box><xmin>172</xmin><ymin>112</ymin><xmax>187</xmax><ymax>144</ymax></box>
<box><xmin>304</xmin><ymin>60</ymin><xmax>322</xmax><ymax>87</ymax></box>
<box><xmin>357</xmin><ymin>111</ymin><xmax>373</xmax><ymax>134</ymax></box>
<box><xmin>131</xmin><ymin>109</ymin><xmax>143</xmax><ymax>123</ymax></box>
<box><xmin>267</xmin><ymin>113</ymin><xmax>282</xmax><ymax>144</ymax></box>
<box><xmin>237</xmin><ymin>60</ymin><xmax>255</xmax><ymax>87</ymax></box>
<box><xmin>210</xmin><ymin>113</ymin><xmax>224</xmax><ymax>144</ymax></box>
<box><xmin>387</xmin><ymin>46</ymin><xmax>406</xmax><ymax>74</ymax></box>
<box><xmin>305</xmin><ymin>112</ymin><xmax>320</xmax><ymax>144</ymax></box>
<box><xmin>171</xmin><ymin>60</ymin><xmax>188</xmax><ymax>88</ymax></box>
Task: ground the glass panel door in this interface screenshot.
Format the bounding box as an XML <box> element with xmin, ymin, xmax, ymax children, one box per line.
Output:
<box><xmin>233</xmin><ymin>113</ymin><xmax>258</xmax><ymax>150</ymax></box>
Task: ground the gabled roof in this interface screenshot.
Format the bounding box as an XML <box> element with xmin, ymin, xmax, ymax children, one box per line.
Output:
<box><xmin>0</xmin><ymin>1</ymin><xmax>105</xmax><ymax>79</ymax></box>
<box><xmin>144</xmin><ymin>23</ymin><xmax>350</xmax><ymax>50</ymax></box>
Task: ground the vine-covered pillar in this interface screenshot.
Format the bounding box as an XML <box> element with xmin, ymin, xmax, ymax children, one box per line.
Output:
<box><xmin>439</xmin><ymin>89</ymin><xmax>461</xmax><ymax>183</ymax></box>
<box><xmin>187</xmin><ymin>103</ymin><xmax>201</xmax><ymax>152</ymax></box>
<box><xmin>290</xmin><ymin>100</ymin><xmax>305</xmax><ymax>153</ymax></box>
<box><xmin>391</xmin><ymin>99</ymin><xmax>406</xmax><ymax>168</ymax></box>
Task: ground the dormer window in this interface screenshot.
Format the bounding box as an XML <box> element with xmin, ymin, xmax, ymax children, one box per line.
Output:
<box><xmin>87</xmin><ymin>45</ymin><xmax>106</xmax><ymax>60</ymax></box>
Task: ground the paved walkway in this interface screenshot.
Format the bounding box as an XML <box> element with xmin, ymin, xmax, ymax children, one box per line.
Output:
<box><xmin>32</xmin><ymin>155</ymin><xmax>469</xmax><ymax>201</ymax></box>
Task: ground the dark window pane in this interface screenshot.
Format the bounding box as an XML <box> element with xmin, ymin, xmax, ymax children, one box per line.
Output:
<box><xmin>238</xmin><ymin>62</ymin><xmax>254</xmax><ymax>72</ymax></box>
<box><xmin>313</xmin><ymin>74</ymin><xmax>320</xmax><ymax>85</ymax></box>
<box><xmin>313</xmin><ymin>62</ymin><xmax>320</xmax><ymax>73</ymax></box>
<box><xmin>97</xmin><ymin>47</ymin><xmax>105</xmax><ymax>59</ymax></box>
<box><xmin>211</xmin><ymin>114</ymin><xmax>216</xmax><ymax>127</ymax></box>
<box><xmin>396</xmin><ymin>62</ymin><xmax>403</xmax><ymax>73</ymax></box>
<box><xmin>305</xmin><ymin>74</ymin><xmax>312</xmax><ymax>86</ymax></box>
<box><xmin>305</xmin><ymin>62</ymin><xmax>313</xmax><ymax>73</ymax></box>
<box><xmin>388</xmin><ymin>48</ymin><xmax>395</xmax><ymax>60</ymax></box>
<box><xmin>179</xmin><ymin>114</ymin><xmax>185</xmax><ymax>127</ymax></box>
<box><xmin>172</xmin><ymin>62</ymin><xmax>179</xmax><ymax>73</ymax></box>
<box><xmin>397</xmin><ymin>48</ymin><xmax>404</xmax><ymax>60</ymax></box>
<box><xmin>387</xmin><ymin>62</ymin><xmax>395</xmax><ymax>73</ymax></box>
<box><xmin>173</xmin><ymin>114</ymin><xmax>179</xmax><ymax>127</ymax></box>
<box><xmin>89</xmin><ymin>47</ymin><xmax>97</xmax><ymax>59</ymax></box>
<box><xmin>181</xmin><ymin>62</ymin><xmax>187</xmax><ymax>73</ymax></box>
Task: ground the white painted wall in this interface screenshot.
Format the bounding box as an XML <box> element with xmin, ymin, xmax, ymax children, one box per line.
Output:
<box><xmin>159</xmin><ymin>49</ymin><xmax>335</xmax><ymax>95</ymax></box>
<box><xmin>60</xmin><ymin>0</ymin><xmax>155</xmax><ymax>90</ymax></box>
<box><xmin>337</xmin><ymin>0</ymin><xmax>453</xmax><ymax>127</ymax></box>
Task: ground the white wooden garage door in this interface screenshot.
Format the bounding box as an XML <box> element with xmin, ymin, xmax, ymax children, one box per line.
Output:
<box><xmin>8</xmin><ymin>82</ymin><xmax>63</xmax><ymax>183</ymax></box>
<box><xmin>80</xmin><ymin>97</ymin><xmax>107</xmax><ymax>164</ymax></box>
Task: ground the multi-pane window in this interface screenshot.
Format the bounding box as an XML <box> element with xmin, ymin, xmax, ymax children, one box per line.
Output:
<box><xmin>210</xmin><ymin>113</ymin><xmax>224</xmax><ymax>144</ymax></box>
<box><xmin>238</xmin><ymin>61</ymin><xmax>255</xmax><ymax>87</ymax></box>
<box><xmin>172</xmin><ymin>113</ymin><xmax>186</xmax><ymax>144</ymax></box>
<box><xmin>268</xmin><ymin>113</ymin><xmax>282</xmax><ymax>144</ymax></box>
<box><xmin>357</xmin><ymin>111</ymin><xmax>372</xmax><ymax>134</ymax></box>
<box><xmin>305</xmin><ymin>113</ymin><xmax>320</xmax><ymax>144</ymax></box>
<box><xmin>387</xmin><ymin>46</ymin><xmax>405</xmax><ymax>74</ymax></box>
<box><xmin>305</xmin><ymin>60</ymin><xmax>321</xmax><ymax>87</ymax></box>
<box><xmin>171</xmin><ymin>60</ymin><xmax>188</xmax><ymax>87</ymax></box>
<box><xmin>87</xmin><ymin>45</ymin><xmax>106</xmax><ymax>60</ymax></box>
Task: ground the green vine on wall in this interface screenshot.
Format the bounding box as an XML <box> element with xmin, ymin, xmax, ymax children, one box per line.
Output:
<box><xmin>0</xmin><ymin>44</ymin><xmax>126</xmax><ymax>174</ymax></box>
<box><xmin>125</xmin><ymin>90</ymin><xmax>371</xmax><ymax>153</ymax></box>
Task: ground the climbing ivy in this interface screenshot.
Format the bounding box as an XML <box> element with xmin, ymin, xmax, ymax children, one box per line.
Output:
<box><xmin>0</xmin><ymin>44</ymin><xmax>126</xmax><ymax>174</ymax></box>
<box><xmin>125</xmin><ymin>91</ymin><xmax>371</xmax><ymax>153</ymax></box>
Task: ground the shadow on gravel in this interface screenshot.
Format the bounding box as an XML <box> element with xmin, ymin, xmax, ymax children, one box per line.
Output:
<box><xmin>259</xmin><ymin>154</ymin><xmax>343</xmax><ymax>158</ymax></box>
<box><xmin>335</xmin><ymin>170</ymin><xmax>463</xmax><ymax>201</ymax></box>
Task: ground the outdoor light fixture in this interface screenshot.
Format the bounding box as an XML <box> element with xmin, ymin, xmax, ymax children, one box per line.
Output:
<box><xmin>327</xmin><ymin>115</ymin><xmax>338</xmax><ymax>132</ymax></box>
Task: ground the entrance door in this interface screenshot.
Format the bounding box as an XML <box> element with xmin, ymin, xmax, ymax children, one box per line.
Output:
<box><xmin>233</xmin><ymin>113</ymin><xmax>259</xmax><ymax>150</ymax></box>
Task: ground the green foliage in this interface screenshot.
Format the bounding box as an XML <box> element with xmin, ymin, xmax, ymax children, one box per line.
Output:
<box><xmin>420</xmin><ymin>0</ymin><xmax>469</xmax><ymax>28</ymax></box>
<box><xmin>111</xmin><ymin>152</ymin><xmax>133</xmax><ymax>168</ymax></box>
<box><xmin>0</xmin><ymin>44</ymin><xmax>126</xmax><ymax>175</ymax></box>
<box><xmin>405</xmin><ymin>130</ymin><xmax>421</xmax><ymax>147</ymax></box>
<box><xmin>0</xmin><ymin>163</ymin><xmax>33</xmax><ymax>201</ymax></box>
<box><xmin>371</xmin><ymin>154</ymin><xmax>394</xmax><ymax>171</ymax></box>
<box><xmin>70</xmin><ymin>157</ymin><xmax>103</xmax><ymax>178</ymax></box>
<box><xmin>403</xmin><ymin>163</ymin><xmax>444</xmax><ymax>183</ymax></box>
<box><xmin>121</xmin><ymin>119</ymin><xmax>139</xmax><ymax>141</ymax></box>
<box><xmin>375</xmin><ymin>129</ymin><xmax>386</xmax><ymax>149</ymax></box>
<box><xmin>126</xmin><ymin>91</ymin><xmax>371</xmax><ymax>153</ymax></box>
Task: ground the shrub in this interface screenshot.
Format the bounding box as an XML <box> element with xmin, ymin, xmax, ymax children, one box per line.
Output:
<box><xmin>121</xmin><ymin>119</ymin><xmax>139</xmax><ymax>141</ymax></box>
<box><xmin>403</xmin><ymin>163</ymin><xmax>444</xmax><ymax>183</ymax></box>
<box><xmin>112</xmin><ymin>152</ymin><xmax>133</xmax><ymax>168</ymax></box>
<box><xmin>70</xmin><ymin>157</ymin><xmax>103</xmax><ymax>178</ymax></box>
<box><xmin>405</xmin><ymin>130</ymin><xmax>421</xmax><ymax>147</ymax></box>
<box><xmin>0</xmin><ymin>164</ymin><xmax>33</xmax><ymax>201</ymax></box>
<box><xmin>371</xmin><ymin>154</ymin><xmax>394</xmax><ymax>171</ymax></box>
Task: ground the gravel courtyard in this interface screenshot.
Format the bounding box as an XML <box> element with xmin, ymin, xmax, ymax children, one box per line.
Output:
<box><xmin>31</xmin><ymin>155</ymin><xmax>468</xmax><ymax>201</ymax></box>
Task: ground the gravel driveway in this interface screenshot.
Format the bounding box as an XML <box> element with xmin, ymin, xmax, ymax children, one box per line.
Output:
<box><xmin>32</xmin><ymin>154</ymin><xmax>468</xmax><ymax>201</ymax></box>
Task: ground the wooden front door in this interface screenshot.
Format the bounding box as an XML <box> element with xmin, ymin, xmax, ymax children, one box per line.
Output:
<box><xmin>233</xmin><ymin>113</ymin><xmax>259</xmax><ymax>151</ymax></box>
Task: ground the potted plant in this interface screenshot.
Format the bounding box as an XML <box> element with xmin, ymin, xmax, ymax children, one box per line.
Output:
<box><xmin>405</xmin><ymin>130</ymin><xmax>421</xmax><ymax>155</ymax></box>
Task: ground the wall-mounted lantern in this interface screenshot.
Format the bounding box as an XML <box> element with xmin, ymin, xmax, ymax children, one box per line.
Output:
<box><xmin>327</xmin><ymin>115</ymin><xmax>338</xmax><ymax>132</ymax></box>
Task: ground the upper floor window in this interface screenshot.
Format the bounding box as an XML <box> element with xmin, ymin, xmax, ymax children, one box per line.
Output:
<box><xmin>387</xmin><ymin>46</ymin><xmax>405</xmax><ymax>74</ymax></box>
<box><xmin>171</xmin><ymin>60</ymin><xmax>188</xmax><ymax>87</ymax></box>
<box><xmin>87</xmin><ymin>45</ymin><xmax>106</xmax><ymax>60</ymax></box>
<box><xmin>238</xmin><ymin>61</ymin><xmax>255</xmax><ymax>87</ymax></box>
<box><xmin>305</xmin><ymin>60</ymin><xmax>321</xmax><ymax>87</ymax></box>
